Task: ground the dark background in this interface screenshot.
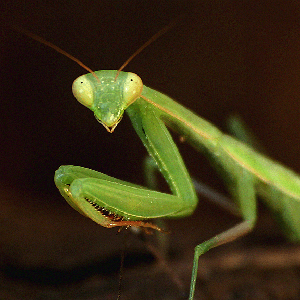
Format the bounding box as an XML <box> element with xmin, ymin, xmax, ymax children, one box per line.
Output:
<box><xmin>1</xmin><ymin>1</ymin><xmax>300</xmax><ymax>299</ymax></box>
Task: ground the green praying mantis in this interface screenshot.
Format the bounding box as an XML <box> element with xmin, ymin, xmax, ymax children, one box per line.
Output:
<box><xmin>15</xmin><ymin>25</ymin><xmax>300</xmax><ymax>300</ymax></box>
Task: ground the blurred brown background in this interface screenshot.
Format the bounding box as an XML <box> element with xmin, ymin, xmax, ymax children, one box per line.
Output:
<box><xmin>1</xmin><ymin>1</ymin><xmax>300</xmax><ymax>299</ymax></box>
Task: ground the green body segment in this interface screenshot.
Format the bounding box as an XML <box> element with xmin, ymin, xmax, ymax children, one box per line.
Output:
<box><xmin>54</xmin><ymin>70</ymin><xmax>300</xmax><ymax>300</ymax></box>
<box><xmin>141</xmin><ymin>84</ymin><xmax>300</xmax><ymax>240</ymax></box>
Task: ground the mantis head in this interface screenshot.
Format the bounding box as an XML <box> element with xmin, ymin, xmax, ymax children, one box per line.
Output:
<box><xmin>72</xmin><ymin>70</ymin><xmax>143</xmax><ymax>132</ymax></box>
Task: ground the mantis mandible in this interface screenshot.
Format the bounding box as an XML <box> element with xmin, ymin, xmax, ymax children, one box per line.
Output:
<box><xmin>16</xmin><ymin>25</ymin><xmax>300</xmax><ymax>300</ymax></box>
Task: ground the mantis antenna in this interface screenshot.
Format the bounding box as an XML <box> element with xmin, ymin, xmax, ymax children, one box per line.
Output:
<box><xmin>114</xmin><ymin>17</ymin><xmax>180</xmax><ymax>80</ymax></box>
<box><xmin>12</xmin><ymin>17</ymin><xmax>182</xmax><ymax>83</ymax></box>
<box><xmin>11</xmin><ymin>25</ymin><xmax>100</xmax><ymax>82</ymax></box>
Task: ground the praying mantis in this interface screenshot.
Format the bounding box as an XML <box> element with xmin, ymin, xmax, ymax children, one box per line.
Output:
<box><xmin>15</xmin><ymin>25</ymin><xmax>300</xmax><ymax>300</ymax></box>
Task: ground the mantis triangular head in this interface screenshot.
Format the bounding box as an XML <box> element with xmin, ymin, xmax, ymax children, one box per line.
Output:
<box><xmin>72</xmin><ymin>70</ymin><xmax>143</xmax><ymax>132</ymax></box>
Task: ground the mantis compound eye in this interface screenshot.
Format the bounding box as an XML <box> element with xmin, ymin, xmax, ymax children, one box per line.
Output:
<box><xmin>122</xmin><ymin>72</ymin><xmax>143</xmax><ymax>107</ymax></box>
<box><xmin>72</xmin><ymin>75</ymin><xmax>94</xmax><ymax>107</ymax></box>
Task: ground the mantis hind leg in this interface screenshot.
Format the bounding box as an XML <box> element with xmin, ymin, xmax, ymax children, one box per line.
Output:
<box><xmin>227</xmin><ymin>115</ymin><xmax>265</xmax><ymax>152</ymax></box>
<box><xmin>188</xmin><ymin>167</ymin><xmax>257</xmax><ymax>300</ymax></box>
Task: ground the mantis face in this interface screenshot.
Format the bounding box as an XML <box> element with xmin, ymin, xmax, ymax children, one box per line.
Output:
<box><xmin>72</xmin><ymin>70</ymin><xmax>143</xmax><ymax>132</ymax></box>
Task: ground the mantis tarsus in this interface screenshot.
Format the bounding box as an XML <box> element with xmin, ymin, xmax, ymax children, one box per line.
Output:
<box><xmin>16</xmin><ymin>25</ymin><xmax>300</xmax><ymax>300</ymax></box>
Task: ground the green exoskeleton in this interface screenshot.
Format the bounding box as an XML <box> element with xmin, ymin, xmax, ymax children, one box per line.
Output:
<box><xmin>56</xmin><ymin>69</ymin><xmax>300</xmax><ymax>299</ymax></box>
<box><xmin>15</xmin><ymin>26</ymin><xmax>300</xmax><ymax>300</ymax></box>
